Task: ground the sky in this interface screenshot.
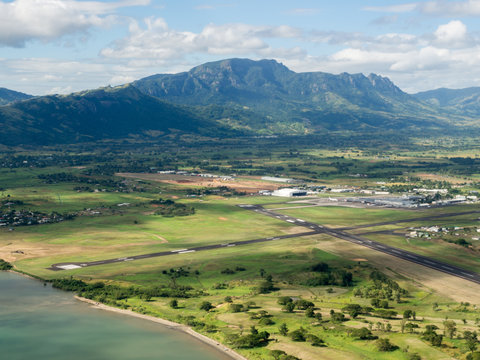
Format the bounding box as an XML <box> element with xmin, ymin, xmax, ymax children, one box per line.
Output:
<box><xmin>2</xmin><ymin>0</ymin><xmax>480</xmax><ymax>95</ymax></box>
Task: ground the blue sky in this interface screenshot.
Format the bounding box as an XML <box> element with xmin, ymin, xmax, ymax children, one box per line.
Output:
<box><xmin>1</xmin><ymin>0</ymin><xmax>480</xmax><ymax>95</ymax></box>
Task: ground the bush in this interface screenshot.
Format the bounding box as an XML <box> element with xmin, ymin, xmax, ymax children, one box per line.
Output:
<box><xmin>221</xmin><ymin>268</ymin><xmax>235</xmax><ymax>274</ymax></box>
<box><xmin>0</xmin><ymin>259</ymin><xmax>13</xmax><ymax>270</ymax></box>
<box><xmin>199</xmin><ymin>301</ymin><xmax>214</xmax><ymax>311</ymax></box>
<box><xmin>350</xmin><ymin>327</ymin><xmax>377</xmax><ymax>340</ymax></box>
<box><xmin>305</xmin><ymin>307</ymin><xmax>315</xmax><ymax>318</ymax></box>
<box><xmin>330</xmin><ymin>312</ymin><xmax>346</xmax><ymax>323</ymax></box>
<box><xmin>376</xmin><ymin>338</ymin><xmax>398</xmax><ymax>352</ymax></box>
<box><xmin>277</xmin><ymin>296</ymin><xmax>292</xmax><ymax>305</ymax></box>
<box><xmin>259</xmin><ymin>317</ymin><xmax>275</xmax><ymax>325</ymax></box>
<box><xmin>169</xmin><ymin>299</ymin><xmax>178</xmax><ymax>308</ymax></box>
<box><xmin>232</xmin><ymin>326</ymin><xmax>270</xmax><ymax>348</ymax></box>
<box><xmin>289</xmin><ymin>328</ymin><xmax>307</xmax><ymax>342</ymax></box>
<box><xmin>283</xmin><ymin>302</ymin><xmax>295</xmax><ymax>313</ymax></box>
<box><xmin>306</xmin><ymin>334</ymin><xmax>324</xmax><ymax>346</ymax></box>
<box><xmin>229</xmin><ymin>303</ymin><xmax>244</xmax><ymax>313</ymax></box>
<box><xmin>295</xmin><ymin>299</ymin><xmax>314</xmax><ymax>310</ymax></box>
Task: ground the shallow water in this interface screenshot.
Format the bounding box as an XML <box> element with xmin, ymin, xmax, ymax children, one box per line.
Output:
<box><xmin>0</xmin><ymin>272</ymin><xmax>231</xmax><ymax>360</ymax></box>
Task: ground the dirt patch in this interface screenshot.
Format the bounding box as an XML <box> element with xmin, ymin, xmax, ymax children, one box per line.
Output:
<box><xmin>151</xmin><ymin>234</ymin><xmax>168</xmax><ymax>243</ymax></box>
<box><xmin>352</xmin><ymin>258</ymin><xmax>368</xmax><ymax>262</ymax></box>
<box><xmin>416</xmin><ymin>173</ymin><xmax>471</xmax><ymax>184</ymax></box>
<box><xmin>116</xmin><ymin>173</ymin><xmax>281</xmax><ymax>194</ymax></box>
<box><xmin>218</xmin><ymin>217</ymin><xmax>228</xmax><ymax>221</ymax></box>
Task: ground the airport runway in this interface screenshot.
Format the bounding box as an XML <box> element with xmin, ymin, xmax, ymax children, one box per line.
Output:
<box><xmin>48</xmin><ymin>204</ymin><xmax>480</xmax><ymax>286</ymax></box>
<box><xmin>47</xmin><ymin>230</ymin><xmax>321</xmax><ymax>271</ymax></box>
<box><xmin>240</xmin><ymin>204</ymin><xmax>480</xmax><ymax>285</ymax></box>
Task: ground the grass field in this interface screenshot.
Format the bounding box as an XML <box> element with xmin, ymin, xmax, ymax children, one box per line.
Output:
<box><xmin>3</xmin><ymin>152</ymin><xmax>480</xmax><ymax>360</ymax></box>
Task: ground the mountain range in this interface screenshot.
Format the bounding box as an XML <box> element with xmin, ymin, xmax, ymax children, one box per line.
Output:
<box><xmin>1</xmin><ymin>58</ymin><xmax>479</xmax><ymax>146</ymax></box>
<box><xmin>0</xmin><ymin>87</ymin><xmax>33</xmax><ymax>106</ymax></box>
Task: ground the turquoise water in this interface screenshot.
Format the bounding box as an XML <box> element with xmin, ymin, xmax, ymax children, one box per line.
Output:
<box><xmin>0</xmin><ymin>272</ymin><xmax>231</xmax><ymax>360</ymax></box>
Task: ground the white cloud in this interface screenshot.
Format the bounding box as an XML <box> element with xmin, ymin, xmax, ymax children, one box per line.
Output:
<box><xmin>419</xmin><ymin>0</ymin><xmax>480</xmax><ymax>16</ymax></box>
<box><xmin>434</xmin><ymin>20</ymin><xmax>468</xmax><ymax>45</ymax></box>
<box><xmin>277</xmin><ymin>20</ymin><xmax>480</xmax><ymax>92</ymax></box>
<box><xmin>101</xmin><ymin>18</ymin><xmax>302</xmax><ymax>60</ymax></box>
<box><xmin>0</xmin><ymin>0</ymin><xmax>150</xmax><ymax>47</ymax></box>
<box><xmin>365</xmin><ymin>1</ymin><xmax>480</xmax><ymax>17</ymax></box>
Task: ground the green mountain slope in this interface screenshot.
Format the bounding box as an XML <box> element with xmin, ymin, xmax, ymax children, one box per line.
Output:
<box><xmin>0</xmin><ymin>85</ymin><xmax>226</xmax><ymax>146</ymax></box>
<box><xmin>414</xmin><ymin>87</ymin><xmax>480</xmax><ymax>117</ymax></box>
<box><xmin>133</xmin><ymin>58</ymin><xmax>454</xmax><ymax>134</ymax></box>
<box><xmin>0</xmin><ymin>87</ymin><xmax>33</xmax><ymax>106</ymax></box>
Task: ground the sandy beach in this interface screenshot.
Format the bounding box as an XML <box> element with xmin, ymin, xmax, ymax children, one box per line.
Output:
<box><xmin>75</xmin><ymin>296</ymin><xmax>248</xmax><ymax>360</ymax></box>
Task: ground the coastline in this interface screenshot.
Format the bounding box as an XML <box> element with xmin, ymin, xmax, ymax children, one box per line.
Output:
<box><xmin>75</xmin><ymin>296</ymin><xmax>248</xmax><ymax>360</ymax></box>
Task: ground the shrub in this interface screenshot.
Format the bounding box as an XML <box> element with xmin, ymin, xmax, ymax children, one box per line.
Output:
<box><xmin>289</xmin><ymin>328</ymin><xmax>307</xmax><ymax>342</ymax></box>
<box><xmin>199</xmin><ymin>301</ymin><xmax>214</xmax><ymax>311</ymax></box>
<box><xmin>306</xmin><ymin>334</ymin><xmax>324</xmax><ymax>346</ymax></box>
<box><xmin>277</xmin><ymin>296</ymin><xmax>293</xmax><ymax>305</ymax></box>
<box><xmin>229</xmin><ymin>303</ymin><xmax>245</xmax><ymax>313</ymax></box>
<box><xmin>0</xmin><ymin>259</ymin><xmax>13</xmax><ymax>270</ymax></box>
<box><xmin>376</xmin><ymin>338</ymin><xmax>398</xmax><ymax>352</ymax></box>
<box><xmin>258</xmin><ymin>317</ymin><xmax>275</xmax><ymax>326</ymax></box>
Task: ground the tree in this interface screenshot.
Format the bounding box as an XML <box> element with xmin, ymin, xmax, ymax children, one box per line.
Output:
<box><xmin>405</xmin><ymin>322</ymin><xmax>419</xmax><ymax>333</ymax></box>
<box><xmin>465</xmin><ymin>331</ymin><xmax>479</xmax><ymax>354</ymax></box>
<box><xmin>351</xmin><ymin>327</ymin><xmax>376</xmax><ymax>340</ymax></box>
<box><xmin>289</xmin><ymin>328</ymin><xmax>307</xmax><ymax>342</ymax></box>
<box><xmin>277</xmin><ymin>296</ymin><xmax>292</xmax><ymax>305</ymax></box>
<box><xmin>199</xmin><ymin>301</ymin><xmax>213</xmax><ymax>311</ymax></box>
<box><xmin>443</xmin><ymin>320</ymin><xmax>457</xmax><ymax>339</ymax></box>
<box><xmin>305</xmin><ymin>307</ymin><xmax>315</xmax><ymax>318</ymax></box>
<box><xmin>169</xmin><ymin>299</ymin><xmax>178</xmax><ymax>308</ymax></box>
<box><xmin>278</xmin><ymin>323</ymin><xmax>289</xmax><ymax>336</ymax></box>
<box><xmin>342</xmin><ymin>304</ymin><xmax>362</xmax><ymax>319</ymax></box>
<box><xmin>283</xmin><ymin>302</ymin><xmax>295</xmax><ymax>313</ymax></box>
<box><xmin>403</xmin><ymin>309</ymin><xmax>413</xmax><ymax>319</ymax></box>
<box><xmin>376</xmin><ymin>338</ymin><xmax>398</xmax><ymax>352</ymax></box>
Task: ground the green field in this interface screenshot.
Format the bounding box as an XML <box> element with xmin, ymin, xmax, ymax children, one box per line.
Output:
<box><xmin>2</xmin><ymin>146</ymin><xmax>480</xmax><ymax>360</ymax></box>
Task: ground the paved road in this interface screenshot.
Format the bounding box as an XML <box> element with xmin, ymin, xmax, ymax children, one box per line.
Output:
<box><xmin>47</xmin><ymin>230</ymin><xmax>320</xmax><ymax>271</ymax></box>
<box><xmin>240</xmin><ymin>204</ymin><xmax>480</xmax><ymax>285</ymax></box>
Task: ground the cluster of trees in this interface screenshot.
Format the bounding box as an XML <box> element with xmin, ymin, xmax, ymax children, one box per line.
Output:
<box><xmin>0</xmin><ymin>259</ymin><xmax>12</xmax><ymax>270</ymax></box>
<box><xmin>52</xmin><ymin>278</ymin><xmax>202</xmax><ymax>303</ymax></box>
<box><xmin>151</xmin><ymin>198</ymin><xmax>195</xmax><ymax>217</ymax></box>
<box><xmin>226</xmin><ymin>326</ymin><xmax>270</xmax><ymax>349</ymax></box>
<box><xmin>38</xmin><ymin>172</ymin><xmax>128</xmax><ymax>190</ymax></box>
<box><xmin>353</xmin><ymin>270</ymin><xmax>408</xmax><ymax>303</ymax></box>
<box><xmin>220</xmin><ymin>266</ymin><xmax>246</xmax><ymax>274</ymax></box>
<box><xmin>303</xmin><ymin>262</ymin><xmax>354</xmax><ymax>287</ymax></box>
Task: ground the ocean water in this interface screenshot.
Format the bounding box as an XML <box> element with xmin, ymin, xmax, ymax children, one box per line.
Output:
<box><xmin>0</xmin><ymin>272</ymin><xmax>231</xmax><ymax>360</ymax></box>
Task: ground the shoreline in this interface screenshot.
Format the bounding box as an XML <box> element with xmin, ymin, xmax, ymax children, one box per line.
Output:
<box><xmin>75</xmin><ymin>296</ymin><xmax>248</xmax><ymax>360</ymax></box>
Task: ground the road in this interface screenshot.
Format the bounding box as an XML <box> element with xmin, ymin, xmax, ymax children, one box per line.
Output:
<box><xmin>239</xmin><ymin>204</ymin><xmax>480</xmax><ymax>285</ymax></box>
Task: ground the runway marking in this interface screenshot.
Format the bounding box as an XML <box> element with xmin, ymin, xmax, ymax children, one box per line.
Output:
<box><xmin>178</xmin><ymin>250</ymin><xmax>196</xmax><ymax>254</ymax></box>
